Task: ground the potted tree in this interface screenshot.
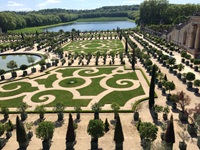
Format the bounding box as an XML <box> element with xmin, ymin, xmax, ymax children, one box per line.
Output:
<box><xmin>91</xmin><ymin>103</ymin><xmax>102</xmax><ymax>120</ymax></box>
<box><xmin>20</xmin><ymin>64</ymin><xmax>28</xmax><ymax>76</ymax></box>
<box><xmin>87</xmin><ymin>119</ymin><xmax>105</xmax><ymax>150</ymax></box>
<box><xmin>157</xmin><ymin>71</ymin><xmax>164</xmax><ymax>88</ymax></box>
<box><xmin>18</xmin><ymin>102</ymin><xmax>28</xmax><ymax>121</ymax></box>
<box><xmin>138</xmin><ymin>122</ymin><xmax>158</xmax><ymax>149</ymax></box>
<box><xmin>27</xmin><ymin>56</ymin><xmax>36</xmax><ymax>73</ymax></box>
<box><xmin>111</xmin><ymin>102</ymin><xmax>120</xmax><ymax>120</ymax></box>
<box><xmin>26</xmin><ymin>122</ymin><xmax>33</xmax><ymax>140</ymax></box>
<box><xmin>0</xmin><ymin>123</ymin><xmax>6</xmax><ymax>149</ymax></box>
<box><xmin>177</xmin><ymin>129</ymin><xmax>190</xmax><ymax>150</ymax></box>
<box><xmin>4</xmin><ymin>120</ymin><xmax>14</xmax><ymax>139</ymax></box>
<box><xmin>54</xmin><ymin>102</ymin><xmax>66</xmax><ymax>121</ymax></box>
<box><xmin>166</xmin><ymin>57</ymin><xmax>176</xmax><ymax>72</ymax></box>
<box><xmin>35</xmin><ymin>105</ymin><xmax>46</xmax><ymax>121</ymax></box>
<box><xmin>160</xmin><ymin>122</ymin><xmax>167</xmax><ymax>141</ymax></box>
<box><xmin>186</xmin><ymin>72</ymin><xmax>195</xmax><ymax>89</ymax></box>
<box><xmin>36</xmin><ymin>121</ymin><xmax>55</xmax><ymax>150</ymax></box>
<box><xmin>0</xmin><ymin>69</ymin><xmax>6</xmax><ymax>81</ymax></box>
<box><xmin>176</xmin><ymin>91</ymin><xmax>191</xmax><ymax>122</ymax></box>
<box><xmin>0</xmin><ymin>106</ymin><xmax>9</xmax><ymax>120</ymax></box>
<box><xmin>177</xmin><ymin>64</ymin><xmax>184</xmax><ymax>79</ymax></box>
<box><xmin>7</xmin><ymin>60</ymin><xmax>18</xmax><ymax>78</ymax></box>
<box><xmin>132</xmin><ymin>103</ymin><xmax>142</xmax><ymax>121</ymax></box>
<box><xmin>74</xmin><ymin>106</ymin><xmax>81</xmax><ymax>121</ymax></box>
<box><xmin>153</xmin><ymin>105</ymin><xmax>163</xmax><ymax>120</ymax></box>
<box><xmin>163</xmin><ymin>81</ymin><xmax>175</xmax><ymax>101</ymax></box>
<box><xmin>194</xmin><ymin>79</ymin><xmax>200</xmax><ymax>94</ymax></box>
<box><xmin>39</xmin><ymin>59</ymin><xmax>46</xmax><ymax>72</ymax></box>
<box><xmin>163</xmin><ymin>106</ymin><xmax>170</xmax><ymax>120</ymax></box>
<box><xmin>170</xmin><ymin>94</ymin><xmax>178</xmax><ymax>110</ymax></box>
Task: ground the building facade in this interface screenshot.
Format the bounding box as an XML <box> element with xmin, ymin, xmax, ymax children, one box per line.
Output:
<box><xmin>166</xmin><ymin>14</ymin><xmax>200</xmax><ymax>58</ymax></box>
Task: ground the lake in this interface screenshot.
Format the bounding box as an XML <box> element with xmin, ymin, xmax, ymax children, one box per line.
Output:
<box><xmin>44</xmin><ymin>21</ymin><xmax>136</xmax><ymax>32</ymax></box>
<box><xmin>0</xmin><ymin>54</ymin><xmax>42</xmax><ymax>71</ymax></box>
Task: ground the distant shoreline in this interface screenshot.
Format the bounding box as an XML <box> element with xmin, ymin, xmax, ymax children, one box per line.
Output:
<box><xmin>8</xmin><ymin>17</ymin><xmax>134</xmax><ymax>34</ymax></box>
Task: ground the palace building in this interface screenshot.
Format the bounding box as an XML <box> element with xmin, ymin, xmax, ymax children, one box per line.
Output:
<box><xmin>166</xmin><ymin>13</ymin><xmax>200</xmax><ymax>58</ymax></box>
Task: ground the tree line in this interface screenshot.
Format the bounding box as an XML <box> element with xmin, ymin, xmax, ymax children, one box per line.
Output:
<box><xmin>138</xmin><ymin>0</ymin><xmax>200</xmax><ymax>26</ymax></box>
<box><xmin>0</xmin><ymin>5</ymin><xmax>139</xmax><ymax>33</ymax></box>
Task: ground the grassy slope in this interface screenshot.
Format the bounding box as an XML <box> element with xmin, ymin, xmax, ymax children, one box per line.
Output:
<box><xmin>8</xmin><ymin>17</ymin><xmax>134</xmax><ymax>33</ymax></box>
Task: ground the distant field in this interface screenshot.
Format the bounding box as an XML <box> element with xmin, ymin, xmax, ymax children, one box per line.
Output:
<box><xmin>8</xmin><ymin>17</ymin><xmax>134</xmax><ymax>34</ymax></box>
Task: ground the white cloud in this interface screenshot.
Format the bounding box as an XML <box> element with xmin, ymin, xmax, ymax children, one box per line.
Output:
<box><xmin>7</xmin><ymin>1</ymin><xmax>24</xmax><ymax>7</ymax></box>
<box><xmin>38</xmin><ymin>0</ymin><xmax>62</xmax><ymax>8</ymax></box>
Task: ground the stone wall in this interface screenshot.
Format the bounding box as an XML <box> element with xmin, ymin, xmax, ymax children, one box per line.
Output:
<box><xmin>166</xmin><ymin>16</ymin><xmax>200</xmax><ymax>58</ymax></box>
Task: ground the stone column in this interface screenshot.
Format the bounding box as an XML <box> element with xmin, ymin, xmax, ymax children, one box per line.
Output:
<box><xmin>189</xmin><ymin>25</ymin><xmax>196</xmax><ymax>48</ymax></box>
<box><xmin>194</xmin><ymin>24</ymin><xmax>200</xmax><ymax>50</ymax></box>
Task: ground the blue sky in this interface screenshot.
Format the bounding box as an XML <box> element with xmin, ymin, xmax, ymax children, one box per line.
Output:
<box><xmin>0</xmin><ymin>0</ymin><xmax>199</xmax><ymax>11</ymax></box>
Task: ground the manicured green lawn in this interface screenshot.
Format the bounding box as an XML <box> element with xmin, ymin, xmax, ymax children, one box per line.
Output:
<box><xmin>56</xmin><ymin>68</ymin><xmax>79</xmax><ymax>77</ymax></box>
<box><xmin>63</xmin><ymin>39</ymin><xmax>124</xmax><ymax>54</ymax></box>
<box><xmin>78</xmin><ymin>67</ymin><xmax>116</xmax><ymax>77</ymax></box>
<box><xmin>106</xmin><ymin>72</ymin><xmax>138</xmax><ymax>88</ymax></box>
<box><xmin>35</xmin><ymin>74</ymin><xmax>57</xmax><ymax>88</ymax></box>
<box><xmin>0</xmin><ymin>67</ymin><xmax>148</xmax><ymax>109</ymax></box>
<box><xmin>31</xmin><ymin>90</ymin><xmax>90</xmax><ymax>107</ymax></box>
<box><xmin>0</xmin><ymin>82</ymin><xmax>38</xmax><ymax>98</ymax></box>
<box><xmin>78</xmin><ymin>77</ymin><xmax>106</xmax><ymax>95</ymax></box>
<box><xmin>0</xmin><ymin>96</ymin><xmax>25</xmax><ymax>108</ymax></box>
<box><xmin>59</xmin><ymin>77</ymin><xmax>86</xmax><ymax>88</ymax></box>
<box><xmin>8</xmin><ymin>22</ymin><xmax>74</xmax><ymax>33</ymax></box>
<box><xmin>99</xmin><ymin>84</ymin><xmax>145</xmax><ymax>106</ymax></box>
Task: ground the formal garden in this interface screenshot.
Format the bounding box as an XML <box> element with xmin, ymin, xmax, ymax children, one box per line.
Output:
<box><xmin>0</xmin><ymin>29</ymin><xmax>200</xmax><ymax>150</ymax></box>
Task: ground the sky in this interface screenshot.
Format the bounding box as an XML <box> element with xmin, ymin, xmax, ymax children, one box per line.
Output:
<box><xmin>0</xmin><ymin>0</ymin><xmax>199</xmax><ymax>11</ymax></box>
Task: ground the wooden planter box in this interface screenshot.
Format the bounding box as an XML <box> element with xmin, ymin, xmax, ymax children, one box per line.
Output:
<box><xmin>187</xmin><ymin>124</ymin><xmax>197</xmax><ymax>136</ymax></box>
<box><xmin>42</xmin><ymin>139</ymin><xmax>51</xmax><ymax>150</ymax></box>
<box><xmin>179</xmin><ymin>141</ymin><xmax>187</xmax><ymax>150</ymax></box>
<box><xmin>179</xmin><ymin>112</ymin><xmax>188</xmax><ymax>122</ymax></box>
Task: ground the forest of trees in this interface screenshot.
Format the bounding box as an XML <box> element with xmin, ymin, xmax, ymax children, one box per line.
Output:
<box><xmin>0</xmin><ymin>1</ymin><xmax>200</xmax><ymax>33</ymax></box>
<box><xmin>138</xmin><ymin>0</ymin><xmax>200</xmax><ymax>26</ymax></box>
<box><xmin>0</xmin><ymin>5</ymin><xmax>139</xmax><ymax>33</ymax></box>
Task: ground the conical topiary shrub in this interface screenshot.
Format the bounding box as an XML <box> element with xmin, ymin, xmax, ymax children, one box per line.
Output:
<box><xmin>104</xmin><ymin>118</ymin><xmax>110</xmax><ymax>132</ymax></box>
<box><xmin>66</xmin><ymin>113</ymin><xmax>76</xmax><ymax>150</ymax></box>
<box><xmin>16</xmin><ymin>116</ymin><xmax>29</xmax><ymax>149</ymax></box>
<box><xmin>114</xmin><ymin>114</ymin><xmax>124</xmax><ymax>150</ymax></box>
<box><xmin>164</xmin><ymin>115</ymin><xmax>175</xmax><ymax>150</ymax></box>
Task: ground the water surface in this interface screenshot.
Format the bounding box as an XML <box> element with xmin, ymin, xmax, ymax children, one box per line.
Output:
<box><xmin>0</xmin><ymin>54</ymin><xmax>41</xmax><ymax>71</ymax></box>
<box><xmin>44</xmin><ymin>21</ymin><xmax>136</xmax><ymax>32</ymax></box>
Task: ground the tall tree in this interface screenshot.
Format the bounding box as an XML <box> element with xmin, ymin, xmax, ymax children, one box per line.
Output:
<box><xmin>164</xmin><ymin>115</ymin><xmax>175</xmax><ymax>150</ymax></box>
<box><xmin>114</xmin><ymin>114</ymin><xmax>124</xmax><ymax>150</ymax></box>
<box><xmin>125</xmin><ymin>38</ymin><xmax>128</xmax><ymax>54</ymax></box>
<box><xmin>66</xmin><ymin>113</ymin><xmax>76</xmax><ymax>150</ymax></box>
<box><xmin>132</xmin><ymin>49</ymin><xmax>136</xmax><ymax>70</ymax></box>
<box><xmin>16</xmin><ymin>116</ymin><xmax>29</xmax><ymax>149</ymax></box>
<box><xmin>149</xmin><ymin>65</ymin><xmax>156</xmax><ymax>108</ymax></box>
